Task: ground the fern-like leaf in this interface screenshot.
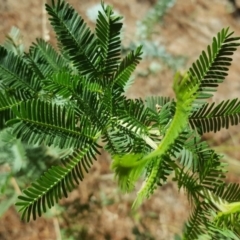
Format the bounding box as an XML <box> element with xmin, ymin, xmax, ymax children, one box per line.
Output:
<box><xmin>15</xmin><ymin>146</ymin><xmax>99</xmax><ymax>221</ymax></box>
<box><xmin>113</xmin><ymin>46</ymin><xmax>142</xmax><ymax>89</ymax></box>
<box><xmin>0</xmin><ymin>91</ymin><xmax>21</xmax><ymax>129</ymax></box>
<box><xmin>7</xmin><ymin>100</ymin><xmax>99</xmax><ymax>149</ymax></box>
<box><xmin>46</xmin><ymin>0</ymin><xmax>99</xmax><ymax>76</ymax></box>
<box><xmin>144</xmin><ymin>96</ymin><xmax>172</xmax><ymax>112</ymax></box>
<box><xmin>178</xmin><ymin>131</ymin><xmax>223</xmax><ymax>178</ymax></box>
<box><xmin>214</xmin><ymin>183</ymin><xmax>240</xmax><ymax>203</ymax></box>
<box><xmin>0</xmin><ymin>91</ymin><xmax>21</xmax><ymax>112</ymax></box>
<box><xmin>43</xmin><ymin>70</ymin><xmax>79</xmax><ymax>99</ymax></box>
<box><xmin>43</xmin><ymin>69</ymin><xmax>104</xmax><ymax>101</ymax></box>
<box><xmin>25</xmin><ymin>38</ymin><xmax>67</xmax><ymax>79</ymax></box>
<box><xmin>95</xmin><ymin>3</ymin><xmax>123</xmax><ymax>76</ymax></box>
<box><xmin>117</xmin><ymin>98</ymin><xmax>152</xmax><ymax>135</ymax></box>
<box><xmin>0</xmin><ymin>46</ymin><xmax>40</xmax><ymax>94</ymax></box>
<box><xmin>190</xmin><ymin>98</ymin><xmax>240</xmax><ymax>133</ymax></box>
<box><xmin>111</xmin><ymin>153</ymin><xmax>146</xmax><ymax>193</ymax></box>
<box><xmin>132</xmin><ymin>154</ymin><xmax>175</xmax><ymax>209</ymax></box>
<box><xmin>3</xmin><ymin>26</ymin><xmax>24</xmax><ymax>56</ymax></box>
<box><xmin>189</xmin><ymin>28</ymin><xmax>240</xmax><ymax>100</ymax></box>
<box><xmin>183</xmin><ymin>203</ymin><xmax>211</xmax><ymax>239</ymax></box>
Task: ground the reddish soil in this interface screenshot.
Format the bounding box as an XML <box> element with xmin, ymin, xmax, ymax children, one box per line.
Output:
<box><xmin>1</xmin><ymin>0</ymin><xmax>240</xmax><ymax>239</ymax></box>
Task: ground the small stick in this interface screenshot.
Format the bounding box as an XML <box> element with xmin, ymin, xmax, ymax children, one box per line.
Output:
<box><xmin>42</xmin><ymin>0</ymin><xmax>50</xmax><ymax>41</ymax></box>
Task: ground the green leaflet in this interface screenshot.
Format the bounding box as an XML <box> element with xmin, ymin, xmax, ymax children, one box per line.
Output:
<box><xmin>132</xmin><ymin>157</ymin><xmax>161</xmax><ymax>209</ymax></box>
<box><xmin>133</xmin><ymin>73</ymin><xmax>199</xmax><ymax>207</ymax></box>
<box><xmin>112</xmin><ymin>72</ymin><xmax>200</xmax><ymax>208</ymax></box>
<box><xmin>111</xmin><ymin>153</ymin><xmax>146</xmax><ymax>193</ymax></box>
<box><xmin>143</xmin><ymin>72</ymin><xmax>199</xmax><ymax>161</ymax></box>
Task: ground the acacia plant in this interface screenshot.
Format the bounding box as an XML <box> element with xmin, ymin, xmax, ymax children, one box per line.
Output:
<box><xmin>1</xmin><ymin>0</ymin><xmax>240</xmax><ymax>239</ymax></box>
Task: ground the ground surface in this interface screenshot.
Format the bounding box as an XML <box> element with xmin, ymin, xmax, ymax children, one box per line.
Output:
<box><xmin>1</xmin><ymin>0</ymin><xmax>240</xmax><ymax>239</ymax></box>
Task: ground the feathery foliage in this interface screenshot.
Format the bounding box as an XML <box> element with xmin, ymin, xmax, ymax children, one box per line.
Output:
<box><xmin>1</xmin><ymin>1</ymin><xmax>240</xmax><ymax>239</ymax></box>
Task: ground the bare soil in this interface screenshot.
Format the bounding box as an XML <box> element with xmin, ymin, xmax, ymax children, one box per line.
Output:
<box><xmin>1</xmin><ymin>0</ymin><xmax>240</xmax><ymax>239</ymax></box>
